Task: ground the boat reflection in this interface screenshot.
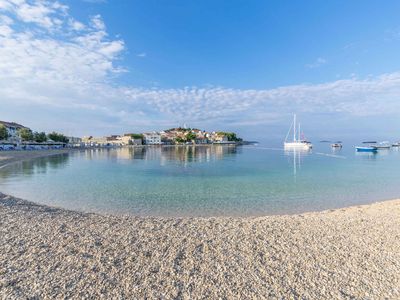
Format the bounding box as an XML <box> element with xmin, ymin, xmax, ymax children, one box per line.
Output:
<box><xmin>284</xmin><ymin>148</ymin><xmax>311</xmax><ymax>177</ymax></box>
<box><xmin>331</xmin><ymin>146</ymin><xmax>343</xmax><ymax>154</ymax></box>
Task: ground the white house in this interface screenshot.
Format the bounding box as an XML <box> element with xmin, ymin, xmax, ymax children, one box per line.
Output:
<box><xmin>0</xmin><ymin>121</ymin><xmax>29</xmax><ymax>139</ymax></box>
<box><xmin>67</xmin><ymin>136</ymin><xmax>82</xmax><ymax>144</ymax></box>
<box><xmin>143</xmin><ymin>132</ymin><xmax>162</xmax><ymax>145</ymax></box>
<box><xmin>67</xmin><ymin>136</ymin><xmax>83</xmax><ymax>147</ymax></box>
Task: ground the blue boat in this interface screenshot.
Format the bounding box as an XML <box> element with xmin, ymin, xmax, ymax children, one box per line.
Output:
<box><xmin>355</xmin><ymin>146</ymin><xmax>378</xmax><ymax>152</ymax></box>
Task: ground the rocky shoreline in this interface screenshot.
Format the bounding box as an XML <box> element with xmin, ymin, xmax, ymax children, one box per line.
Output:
<box><xmin>0</xmin><ymin>151</ymin><xmax>400</xmax><ymax>298</ymax></box>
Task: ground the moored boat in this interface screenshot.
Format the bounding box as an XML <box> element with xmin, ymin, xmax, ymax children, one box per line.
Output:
<box><xmin>284</xmin><ymin>114</ymin><xmax>312</xmax><ymax>150</ymax></box>
<box><xmin>331</xmin><ymin>142</ymin><xmax>342</xmax><ymax>148</ymax></box>
<box><xmin>355</xmin><ymin>146</ymin><xmax>378</xmax><ymax>152</ymax></box>
<box><xmin>375</xmin><ymin>141</ymin><xmax>391</xmax><ymax>149</ymax></box>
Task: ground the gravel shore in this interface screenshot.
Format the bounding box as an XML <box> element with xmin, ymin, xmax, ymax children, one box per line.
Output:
<box><xmin>1</xmin><ymin>151</ymin><xmax>400</xmax><ymax>299</ymax></box>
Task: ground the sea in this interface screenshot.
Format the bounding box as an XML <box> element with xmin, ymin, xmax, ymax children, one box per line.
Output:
<box><xmin>1</xmin><ymin>141</ymin><xmax>400</xmax><ymax>217</ymax></box>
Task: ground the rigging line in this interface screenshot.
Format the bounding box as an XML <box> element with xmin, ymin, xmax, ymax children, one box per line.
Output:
<box><xmin>284</xmin><ymin>119</ymin><xmax>293</xmax><ymax>143</ymax></box>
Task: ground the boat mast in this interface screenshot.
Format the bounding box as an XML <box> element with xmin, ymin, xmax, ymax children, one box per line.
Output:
<box><xmin>298</xmin><ymin>123</ymin><xmax>301</xmax><ymax>141</ymax></box>
<box><xmin>293</xmin><ymin>114</ymin><xmax>296</xmax><ymax>142</ymax></box>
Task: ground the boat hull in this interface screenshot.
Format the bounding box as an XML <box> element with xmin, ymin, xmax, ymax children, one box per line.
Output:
<box><xmin>331</xmin><ymin>144</ymin><xmax>342</xmax><ymax>148</ymax></box>
<box><xmin>355</xmin><ymin>147</ymin><xmax>377</xmax><ymax>152</ymax></box>
<box><xmin>284</xmin><ymin>142</ymin><xmax>312</xmax><ymax>150</ymax></box>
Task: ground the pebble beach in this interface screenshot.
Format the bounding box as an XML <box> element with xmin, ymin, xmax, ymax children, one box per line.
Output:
<box><xmin>1</xmin><ymin>151</ymin><xmax>400</xmax><ymax>299</ymax></box>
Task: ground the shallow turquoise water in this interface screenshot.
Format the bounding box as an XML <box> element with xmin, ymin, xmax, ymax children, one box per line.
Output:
<box><xmin>1</xmin><ymin>144</ymin><xmax>400</xmax><ymax>217</ymax></box>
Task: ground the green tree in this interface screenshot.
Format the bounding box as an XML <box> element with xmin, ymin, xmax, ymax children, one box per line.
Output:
<box><xmin>130</xmin><ymin>133</ymin><xmax>144</xmax><ymax>139</ymax></box>
<box><xmin>33</xmin><ymin>131</ymin><xmax>47</xmax><ymax>143</ymax></box>
<box><xmin>217</xmin><ymin>132</ymin><xmax>242</xmax><ymax>142</ymax></box>
<box><xmin>18</xmin><ymin>128</ymin><xmax>33</xmax><ymax>141</ymax></box>
<box><xmin>0</xmin><ymin>124</ymin><xmax>9</xmax><ymax>140</ymax></box>
<box><xmin>175</xmin><ymin>137</ymin><xmax>185</xmax><ymax>144</ymax></box>
<box><xmin>186</xmin><ymin>132</ymin><xmax>196</xmax><ymax>141</ymax></box>
<box><xmin>48</xmin><ymin>132</ymin><xmax>69</xmax><ymax>143</ymax></box>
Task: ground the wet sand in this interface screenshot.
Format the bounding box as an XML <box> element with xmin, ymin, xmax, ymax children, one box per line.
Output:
<box><xmin>0</xmin><ymin>151</ymin><xmax>399</xmax><ymax>299</ymax></box>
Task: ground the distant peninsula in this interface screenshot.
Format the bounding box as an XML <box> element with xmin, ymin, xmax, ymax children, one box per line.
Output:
<box><xmin>82</xmin><ymin>127</ymin><xmax>246</xmax><ymax>147</ymax></box>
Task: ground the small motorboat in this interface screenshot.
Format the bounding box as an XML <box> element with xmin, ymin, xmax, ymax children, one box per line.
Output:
<box><xmin>375</xmin><ymin>141</ymin><xmax>391</xmax><ymax>149</ymax></box>
<box><xmin>331</xmin><ymin>142</ymin><xmax>342</xmax><ymax>148</ymax></box>
<box><xmin>356</xmin><ymin>146</ymin><xmax>378</xmax><ymax>152</ymax></box>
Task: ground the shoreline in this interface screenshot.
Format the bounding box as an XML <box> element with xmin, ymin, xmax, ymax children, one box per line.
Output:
<box><xmin>1</xmin><ymin>150</ymin><xmax>400</xmax><ymax>298</ymax></box>
<box><xmin>0</xmin><ymin>149</ymin><xmax>73</xmax><ymax>170</ymax></box>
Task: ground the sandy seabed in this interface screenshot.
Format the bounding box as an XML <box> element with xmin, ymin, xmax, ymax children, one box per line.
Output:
<box><xmin>0</xmin><ymin>151</ymin><xmax>399</xmax><ymax>299</ymax></box>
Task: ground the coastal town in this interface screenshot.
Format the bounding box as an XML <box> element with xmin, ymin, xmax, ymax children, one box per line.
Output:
<box><xmin>0</xmin><ymin>120</ymin><xmax>243</xmax><ymax>150</ymax></box>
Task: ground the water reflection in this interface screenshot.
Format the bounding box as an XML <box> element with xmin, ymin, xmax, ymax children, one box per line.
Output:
<box><xmin>79</xmin><ymin>145</ymin><xmax>239</xmax><ymax>166</ymax></box>
<box><xmin>284</xmin><ymin>148</ymin><xmax>312</xmax><ymax>176</ymax></box>
<box><xmin>2</xmin><ymin>144</ymin><xmax>400</xmax><ymax>217</ymax></box>
<box><xmin>331</xmin><ymin>147</ymin><xmax>342</xmax><ymax>154</ymax></box>
<box><xmin>354</xmin><ymin>151</ymin><xmax>378</xmax><ymax>160</ymax></box>
<box><xmin>0</xmin><ymin>153</ymin><xmax>70</xmax><ymax>179</ymax></box>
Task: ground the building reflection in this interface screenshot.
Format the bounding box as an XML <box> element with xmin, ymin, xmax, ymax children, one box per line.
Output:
<box><xmin>80</xmin><ymin>145</ymin><xmax>239</xmax><ymax>165</ymax></box>
<box><xmin>0</xmin><ymin>153</ymin><xmax>70</xmax><ymax>179</ymax></box>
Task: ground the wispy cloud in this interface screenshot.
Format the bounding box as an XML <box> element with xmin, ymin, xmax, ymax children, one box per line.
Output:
<box><xmin>137</xmin><ymin>52</ymin><xmax>146</xmax><ymax>58</ymax></box>
<box><xmin>306</xmin><ymin>57</ymin><xmax>327</xmax><ymax>69</ymax></box>
<box><xmin>1</xmin><ymin>1</ymin><xmax>400</xmax><ymax>136</ymax></box>
<box><xmin>384</xmin><ymin>27</ymin><xmax>400</xmax><ymax>42</ymax></box>
<box><xmin>82</xmin><ymin>0</ymin><xmax>107</xmax><ymax>3</ymax></box>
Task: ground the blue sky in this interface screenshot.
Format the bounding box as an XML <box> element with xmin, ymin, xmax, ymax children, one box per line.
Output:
<box><xmin>1</xmin><ymin>0</ymin><xmax>400</xmax><ymax>141</ymax></box>
<box><xmin>69</xmin><ymin>0</ymin><xmax>400</xmax><ymax>88</ymax></box>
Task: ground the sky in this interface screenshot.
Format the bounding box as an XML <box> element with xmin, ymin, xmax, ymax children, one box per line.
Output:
<box><xmin>1</xmin><ymin>0</ymin><xmax>400</xmax><ymax>141</ymax></box>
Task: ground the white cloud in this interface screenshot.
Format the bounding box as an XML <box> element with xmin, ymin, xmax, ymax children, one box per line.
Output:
<box><xmin>1</xmin><ymin>1</ymin><xmax>400</xmax><ymax>136</ymax></box>
<box><xmin>137</xmin><ymin>52</ymin><xmax>146</xmax><ymax>57</ymax></box>
<box><xmin>0</xmin><ymin>0</ymin><xmax>68</xmax><ymax>30</ymax></box>
<box><xmin>82</xmin><ymin>0</ymin><xmax>107</xmax><ymax>3</ymax></box>
<box><xmin>306</xmin><ymin>57</ymin><xmax>327</xmax><ymax>69</ymax></box>
<box><xmin>0</xmin><ymin>14</ymin><xmax>13</xmax><ymax>36</ymax></box>
<box><xmin>90</xmin><ymin>14</ymin><xmax>105</xmax><ymax>30</ymax></box>
<box><xmin>69</xmin><ymin>19</ymin><xmax>85</xmax><ymax>31</ymax></box>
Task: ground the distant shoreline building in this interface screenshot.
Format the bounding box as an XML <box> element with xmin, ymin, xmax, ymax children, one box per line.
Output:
<box><xmin>122</xmin><ymin>134</ymin><xmax>143</xmax><ymax>145</ymax></box>
<box><xmin>0</xmin><ymin>121</ymin><xmax>30</xmax><ymax>139</ymax></box>
<box><xmin>143</xmin><ymin>132</ymin><xmax>162</xmax><ymax>145</ymax></box>
<box><xmin>67</xmin><ymin>136</ymin><xmax>82</xmax><ymax>145</ymax></box>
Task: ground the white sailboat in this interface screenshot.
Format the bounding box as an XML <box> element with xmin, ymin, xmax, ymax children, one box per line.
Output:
<box><xmin>284</xmin><ymin>114</ymin><xmax>312</xmax><ymax>150</ymax></box>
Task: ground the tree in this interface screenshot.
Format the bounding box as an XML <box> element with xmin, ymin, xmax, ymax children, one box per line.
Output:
<box><xmin>48</xmin><ymin>132</ymin><xmax>69</xmax><ymax>143</ymax></box>
<box><xmin>33</xmin><ymin>131</ymin><xmax>47</xmax><ymax>143</ymax></box>
<box><xmin>175</xmin><ymin>137</ymin><xmax>185</xmax><ymax>144</ymax></box>
<box><xmin>0</xmin><ymin>124</ymin><xmax>9</xmax><ymax>140</ymax></box>
<box><xmin>18</xmin><ymin>128</ymin><xmax>33</xmax><ymax>141</ymax></box>
<box><xmin>186</xmin><ymin>132</ymin><xmax>196</xmax><ymax>141</ymax></box>
<box><xmin>130</xmin><ymin>133</ymin><xmax>144</xmax><ymax>139</ymax></box>
<box><xmin>217</xmin><ymin>132</ymin><xmax>242</xmax><ymax>142</ymax></box>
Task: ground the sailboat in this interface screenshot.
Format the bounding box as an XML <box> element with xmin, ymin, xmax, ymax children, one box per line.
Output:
<box><xmin>284</xmin><ymin>114</ymin><xmax>312</xmax><ymax>150</ymax></box>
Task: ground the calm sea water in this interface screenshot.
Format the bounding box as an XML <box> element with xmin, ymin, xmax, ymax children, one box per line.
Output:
<box><xmin>1</xmin><ymin>143</ymin><xmax>400</xmax><ymax>217</ymax></box>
